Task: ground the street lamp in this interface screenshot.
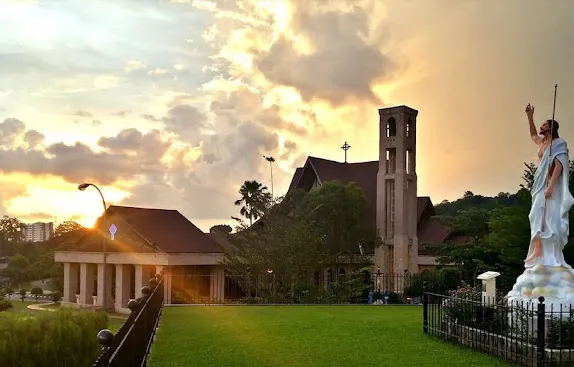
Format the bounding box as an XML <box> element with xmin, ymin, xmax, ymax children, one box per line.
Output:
<box><xmin>262</xmin><ymin>155</ymin><xmax>275</xmax><ymax>200</ymax></box>
<box><xmin>78</xmin><ymin>182</ymin><xmax>108</xmax><ymax>312</ymax></box>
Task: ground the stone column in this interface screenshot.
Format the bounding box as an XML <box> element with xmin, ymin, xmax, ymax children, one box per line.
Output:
<box><xmin>209</xmin><ymin>266</ymin><xmax>225</xmax><ymax>302</ymax></box>
<box><xmin>115</xmin><ymin>264</ymin><xmax>131</xmax><ymax>310</ymax></box>
<box><xmin>134</xmin><ymin>265</ymin><xmax>151</xmax><ymax>298</ymax></box>
<box><xmin>96</xmin><ymin>263</ymin><xmax>113</xmax><ymax>309</ymax></box>
<box><xmin>163</xmin><ymin>266</ymin><xmax>172</xmax><ymax>304</ymax></box>
<box><xmin>79</xmin><ymin>263</ymin><xmax>95</xmax><ymax>305</ymax></box>
<box><xmin>63</xmin><ymin>263</ymin><xmax>79</xmax><ymax>303</ymax></box>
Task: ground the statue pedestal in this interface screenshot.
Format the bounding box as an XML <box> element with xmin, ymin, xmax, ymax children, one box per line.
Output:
<box><xmin>507</xmin><ymin>265</ymin><xmax>574</xmax><ymax>312</ymax></box>
<box><xmin>506</xmin><ymin>265</ymin><xmax>574</xmax><ymax>337</ymax></box>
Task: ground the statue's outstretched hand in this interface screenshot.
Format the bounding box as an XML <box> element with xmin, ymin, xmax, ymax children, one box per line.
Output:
<box><xmin>526</xmin><ymin>103</ymin><xmax>535</xmax><ymax>117</ymax></box>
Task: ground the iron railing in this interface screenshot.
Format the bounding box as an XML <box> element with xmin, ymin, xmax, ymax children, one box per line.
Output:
<box><xmin>423</xmin><ymin>286</ymin><xmax>574</xmax><ymax>366</ymax></box>
<box><xmin>168</xmin><ymin>271</ymin><xmax>462</xmax><ymax>304</ymax></box>
<box><xmin>92</xmin><ymin>274</ymin><xmax>164</xmax><ymax>367</ymax></box>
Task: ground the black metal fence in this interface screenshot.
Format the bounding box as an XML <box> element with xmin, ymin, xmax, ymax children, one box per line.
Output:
<box><xmin>423</xmin><ymin>289</ymin><xmax>574</xmax><ymax>366</ymax></box>
<box><xmin>169</xmin><ymin>271</ymin><xmax>462</xmax><ymax>305</ymax></box>
<box><xmin>92</xmin><ymin>274</ymin><xmax>164</xmax><ymax>367</ymax></box>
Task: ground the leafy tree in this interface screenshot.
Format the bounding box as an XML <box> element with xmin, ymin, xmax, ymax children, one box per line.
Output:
<box><xmin>209</xmin><ymin>224</ymin><xmax>232</xmax><ymax>234</ymax></box>
<box><xmin>234</xmin><ymin>180</ymin><xmax>272</xmax><ymax>226</ymax></box>
<box><xmin>30</xmin><ymin>287</ymin><xmax>43</xmax><ymax>302</ymax></box>
<box><xmin>51</xmin><ymin>291</ymin><xmax>62</xmax><ymax>303</ymax></box>
<box><xmin>3</xmin><ymin>287</ymin><xmax>14</xmax><ymax>300</ymax></box>
<box><xmin>19</xmin><ymin>289</ymin><xmax>26</xmax><ymax>301</ymax></box>
<box><xmin>463</xmin><ymin>191</ymin><xmax>474</xmax><ymax>198</ymax></box>
<box><xmin>54</xmin><ymin>220</ymin><xmax>83</xmax><ymax>237</ymax></box>
<box><xmin>0</xmin><ymin>299</ymin><xmax>13</xmax><ymax>312</ymax></box>
<box><xmin>1</xmin><ymin>254</ymin><xmax>30</xmax><ymax>286</ymax></box>
<box><xmin>297</xmin><ymin>181</ymin><xmax>381</xmax><ymax>265</ymax></box>
<box><xmin>0</xmin><ymin>216</ymin><xmax>23</xmax><ymax>256</ymax></box>
<box><xmin>520</xmin><ymin>162</ymin><xmax>537</xmax><ymax>190</ymax></box>
<box><xmin>434</xmin><ymin>208</ymin><xmax>491</xmax><ymax>246</ymax></box>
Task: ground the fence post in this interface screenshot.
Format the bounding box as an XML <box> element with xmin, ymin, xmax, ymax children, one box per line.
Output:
<box><xmin>536</xmin><ymin>296</ymin><xmax>546</xmax><ymax>366</ymax></box>
<box><xmin>422</xmin><ymin>281</ymin><xmax>428</xmax><ymax>334</ymax></box>
<box><xmin>96</xmin><ymin>329</ymin><xmax>114</xmax><ymax>366</ymax></box>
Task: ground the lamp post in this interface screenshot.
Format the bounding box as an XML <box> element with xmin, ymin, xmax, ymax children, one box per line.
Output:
<box><xmin>78</xmin><ymin>182</ymin><xmax>108</xmax><ymax>312</ymax></box>
<box><xmin>263</xmin><ymin>155</ymin><xmax>275</xmax><ymax>200</ymax></box>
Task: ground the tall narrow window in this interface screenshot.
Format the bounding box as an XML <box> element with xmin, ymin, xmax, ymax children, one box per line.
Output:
<box><xmin>386</xmin><ymin>148</ymin><xmax>396</xmax><ymax>174</ymax></box>
<box><xmin>386</xmin><ymin>180</ymin><xmax>395</xmax><ymax>237</ymax></box>
<box><xmin>386</xmin><ymin>117</ymin><xmax>396</xmax><ymax>137</ymax></box>
<box><xmin>406</xmin><ymin>149</ymin><xmax>412</xmax><ymax>174</ymax></box>
<box><xmin>387</xmin><ymin>246</ymin><xmax>394</xmax><ymax>275</ymax></box>
<box><xmin>406</xmin><ymin>118</ymin><xmax>412</xmax><ymax>138</ymax></box>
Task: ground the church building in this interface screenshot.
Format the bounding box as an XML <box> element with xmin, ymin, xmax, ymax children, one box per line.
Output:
<box><xmin>287</xmin><ymin>105</ymin><xmax>463</xmax><ymax>273</ymax></box>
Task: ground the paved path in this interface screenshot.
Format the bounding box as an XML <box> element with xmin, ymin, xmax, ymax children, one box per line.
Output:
<box><xmin>26</xmin><ymin>302</ymin><xmax>127</xmax><ymax>320</ymax></box>
<box><xmin>27</xmin><ymin>303</ymin><xmax>56</xmax><ymax>312</ymax></box>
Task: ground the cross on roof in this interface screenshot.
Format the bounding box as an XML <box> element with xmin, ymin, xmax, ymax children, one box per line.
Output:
<box><xmin>341</xmin><ymin>141</ymin><xmax>351</xmax><ymax>163</ymax></box>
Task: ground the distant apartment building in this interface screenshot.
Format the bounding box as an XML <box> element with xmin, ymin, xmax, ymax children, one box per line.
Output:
<box><xmin>22</xmin><ymin>222</ymin><xmax>54</xmax><ymax>242</ymax></box>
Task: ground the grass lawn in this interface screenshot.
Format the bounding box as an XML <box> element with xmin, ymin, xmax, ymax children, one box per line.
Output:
<box><xmin>148</xmin><ymin>306</ymin><xmax>509</xmax><ymax>367</ymax></box>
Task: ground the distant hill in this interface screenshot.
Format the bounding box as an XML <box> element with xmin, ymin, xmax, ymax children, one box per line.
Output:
<box><xmin>434</xmin><ymin>191</ymin><xmax>522</xmax><ymax>216</ymax></box>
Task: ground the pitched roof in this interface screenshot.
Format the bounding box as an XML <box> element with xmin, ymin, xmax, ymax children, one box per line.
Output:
<box><xmin>86</xmin><ymin>206</ymin><xmax>223</xmax><ymax>253</ymax></box>
<box><xmin>289</xmin><ymin>156</ymin><xmax>454</xmax><ymax>252</ymax></box>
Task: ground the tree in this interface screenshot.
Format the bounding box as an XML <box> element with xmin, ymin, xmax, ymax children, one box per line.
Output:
<box><xmin>298</xmin><ymin>181</ymin><xmax>380</xmax><ymax>265</ymax></box>
<box><xmin>1</xmin><ymin>254</ymin><xmax>30</xmax><ymax>286</ymax></box>
<box><xmin>3</xmin><ymin>287</ymin><xmax>13</xmax><ymax>300</ymax></box>
<box><xmin>463</xmin><ymin>191</ymin><xmax>474</xmax><ymax>198</ymax></box>
<box><xmin>0</xmin><ymin>216</ymin><xmax>23</xmax><ymax>256</ymax></box>
<box><xmin>434</xmin><ymin>208</ymin><xmax>491</xmax><ymax>246</ymax></box>
<box><xmin>210</xmin><ymin>224</ymin><xmax>233</xmax><ymax>234</ymax></box>
<box><xmin>234</xmin><ymin>180</ymin><xmax>272</xmax><ymax>226</ymax></box>
<box><xmin>30</xmin><ymin>287</ymin><xmax>43</xmax><ymax>302</ymax></box>
<box><xmin>54</xmin><ymin>220</ymin><xmax>83</xmax><ymax>237</ymax></box>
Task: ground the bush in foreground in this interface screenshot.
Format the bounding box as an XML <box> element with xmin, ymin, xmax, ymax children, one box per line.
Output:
<box><xmin>0</xmin><ymin>308</ymin><xmax>108</xmax><ymax>366</ymax></box>
<box><xmin>0</xmin><ymin>299</ymin><xmax>13</xmax><ymax>311</ymax></box>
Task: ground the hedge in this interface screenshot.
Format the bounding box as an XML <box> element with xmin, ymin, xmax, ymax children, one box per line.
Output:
<box><xmin>0</xmin><ymin>308</ymin><xmax>108</xmax><ymax>367</ymax></box>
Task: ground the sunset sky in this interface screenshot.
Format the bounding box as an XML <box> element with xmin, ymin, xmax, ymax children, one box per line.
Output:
<box><xmin>2</xmin><ymin>0</ymin><xmax>574</xmax><ymax>231</ymax></box>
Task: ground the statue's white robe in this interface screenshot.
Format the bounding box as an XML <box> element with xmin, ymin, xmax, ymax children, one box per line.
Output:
<box><xmin>526</xmin><ymin>137</ymin><xmax>574</xmax><ymax>268</ymax></box>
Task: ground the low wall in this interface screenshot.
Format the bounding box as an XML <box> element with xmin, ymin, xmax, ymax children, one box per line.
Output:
<box><xmin>436</xmin><ymin>321</ymin><xmax>574</xmax><ymax>366</ymax></box>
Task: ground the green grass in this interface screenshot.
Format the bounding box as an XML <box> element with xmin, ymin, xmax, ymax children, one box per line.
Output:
<box><xmin>2</xmin><ymin>300</ymin><xmax>127</xmax><ymax>332</ymax></box>
<box><xmin>149</xmin><ymin>306</ymin><xmax>509</xmax><ymax>367</ymax></box>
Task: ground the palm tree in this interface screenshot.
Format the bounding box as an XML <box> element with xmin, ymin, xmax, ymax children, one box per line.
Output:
<box><xmin>234</xmin><ymin>180</ymin><xmax>272</xmax><ymax>226</ymax></box>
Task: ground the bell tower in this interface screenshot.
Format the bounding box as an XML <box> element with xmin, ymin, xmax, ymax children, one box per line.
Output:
<box><xmin>375</xmin><ymin>106</ymin><xmax>419</xmax><ymax>274</ymax></box>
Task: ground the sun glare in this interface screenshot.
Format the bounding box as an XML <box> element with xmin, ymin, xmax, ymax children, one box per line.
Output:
<box><xmin>3</xmin><ymin>173</ymin><xmax>131</xmax><ymax>227</ymax></box>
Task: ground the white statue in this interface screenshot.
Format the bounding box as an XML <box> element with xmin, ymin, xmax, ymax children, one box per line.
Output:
<box><xmin>507</xmin><ymin>104</ymin><xmax>574</xmax><ymax>308</ymax></box>
<box><xmin>524</xmin><ymin>103</ymin><xmax>574</xmax><ymax>266</ymax></box>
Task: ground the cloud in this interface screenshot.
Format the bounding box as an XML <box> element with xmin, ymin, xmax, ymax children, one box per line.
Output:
<box><xmin>0</xmin><ymin>118</ymin><xmax>25</xmax><ymax>146</ymax></box>
<box><xmin>125</xmin><ymin>60</ymin><xmax>147</xmax><ymax>73</ymax></box>
<box><xmin>23</xmin><ymin>130</ymin><xmax>45</xmax><ymax>148</ymax></box>
<box><xmin>148</xmin><ymin>68</ymin><xmax>169</xmax><ymax>75</ymax></box>
<box><xmin>115</xmin><ymin>110</ymin><xmax>131</xmax><ymax>117</ymax></box>
<box><xmin>0</xmin><ymin>121</ymin><xmax>170</xmax><ymax>186</ymax></box>
<box><xmin>0</xmin><ymin>180</ymin><xmax>27</xmax><ymax>217</ymax></box>
<box><xmin>73</xmin><ymin>110</ymin><xmax>92</xmax><ymax>118</ymax></box>
<box><xmin>0</xmin><ymin>0</ymin><xmax>404</xmax><ymax>228</ymax></box>
<box><xmin>18</xmin><ymin>212</ymin><xmax>53</xmax><ymax>222</ymax></box>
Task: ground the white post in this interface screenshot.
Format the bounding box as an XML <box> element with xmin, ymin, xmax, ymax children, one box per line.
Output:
<box><xmin>477</xmin><ymin>271</ymin><xmax>500</xmax><ymax>305</ymax></box>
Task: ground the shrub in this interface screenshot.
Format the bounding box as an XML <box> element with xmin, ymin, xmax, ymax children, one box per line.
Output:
<box><xmin>19</xmin><ymin>289</ymin><xmax>26</xmax><ymax>301</ymax></box>
<box><xmin>0</xmin><ymin>308</ymin><xmax>108</xmax><ymax>366</ymax></box>
<box><xmin>0</xmin><ymin>299</ymin><xmax>13</xmax><ymax>311</ymax></box>
<box><xmin>51</xmin><ymin>291</ymin><xmax>62</xmax><ymax>303</ymax></box>
<box><xmin>3</xmin><ymin>287</ymin><xmax>14</xmax><ymax>300</ymax></box>
<box><xmin>30</xmin><ymin>287</ymin><xmax>43</xmax><ymax>302</ymax></box>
